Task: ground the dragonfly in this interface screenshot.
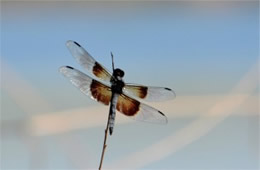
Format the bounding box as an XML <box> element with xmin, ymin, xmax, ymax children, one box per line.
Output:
<box><xmin>59</xmin><ymin>40</ymin><xmax>176</xmax><ymax>135</ymax></box>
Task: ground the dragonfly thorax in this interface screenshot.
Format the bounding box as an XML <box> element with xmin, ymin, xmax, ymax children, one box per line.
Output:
<box><xmin>111</xmin><ymin>68</ymin><xmax>125</xmax><ymax>94</ymax></box>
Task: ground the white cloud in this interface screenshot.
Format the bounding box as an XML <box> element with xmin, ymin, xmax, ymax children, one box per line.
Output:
<box><xmin>108</xmin><ymin>62</ymin><xmax>259</xmax><ymax>168</ymax></box>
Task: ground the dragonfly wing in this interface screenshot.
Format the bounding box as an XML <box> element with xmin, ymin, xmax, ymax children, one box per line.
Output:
<box><xmin>59</xmin><ymin>66</ymin><xmax>112</xmax><ymax>105</ymax></box>
<box><xmin>123</xmin><ymin>84</ymin><xmax>176</xmax><ymax>102</ymax></box>
<box><xmin>66</xmin><ymin>40</ymin><xmax>112</xmax><ymax>82</ymax></box>
<box><xmin>116</xmin><ymin>93</ymin><xmax>168</xmax><ymax>124</ymax></box>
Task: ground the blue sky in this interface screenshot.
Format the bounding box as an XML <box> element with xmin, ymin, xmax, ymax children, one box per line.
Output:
<box><xmin>1</xmin><ymin>1</ymin><xmax>259</xmax><ymax>169</ymax></box>
<box><xmin>2</xmin><ymin>1</ymin><xmax>258</xmax><ymax>96</ymax></box>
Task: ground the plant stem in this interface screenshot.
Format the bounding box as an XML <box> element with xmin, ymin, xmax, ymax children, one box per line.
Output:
<box><xmin>99</xmin><ymin>112</ymin><xmax>110</xmax><ymax>170</ymax></box>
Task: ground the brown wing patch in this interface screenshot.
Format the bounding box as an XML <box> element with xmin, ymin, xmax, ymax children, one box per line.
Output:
<box><xmin>93</xmin><ymin>62</ymin><xmax>111</xmax><ymax>81</ymax></box>
<box><xmin>90</xmin><ymin>80</ymin><xmax>111</xmax><ymax>105</ymax></box>
<box><xmin>125</xmin><ymin>85</ymin><xmax>148</xmax><ymax>99</ymax></box>
<box><xmin>116</xmin><ymin>94</ymin><xmax>140</xmax><ymax>116</ymax></box>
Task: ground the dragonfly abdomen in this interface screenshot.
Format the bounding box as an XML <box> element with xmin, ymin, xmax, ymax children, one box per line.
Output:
<box><xmin>108</xmin><ymin>93</ymin><xmax>119</xmax><ymax>135</ymax></box>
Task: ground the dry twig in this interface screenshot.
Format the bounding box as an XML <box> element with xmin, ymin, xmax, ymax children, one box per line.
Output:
<box><xmin>99</xmin><ymin>112</ymin><xmax>110</xmax><ymax>170</ymax></box>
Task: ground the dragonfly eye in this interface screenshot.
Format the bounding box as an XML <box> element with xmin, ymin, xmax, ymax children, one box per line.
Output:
<box><xmin>114</xmin><ymin>68</ymin><xmax>124</xmax><ymax>78</ymax></box>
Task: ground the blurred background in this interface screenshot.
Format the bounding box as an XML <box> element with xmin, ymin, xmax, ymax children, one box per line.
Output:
<box><xmin>1</xmin><ymin>1</ymin><xmax>259</xmax><ymax>169</ymax></box>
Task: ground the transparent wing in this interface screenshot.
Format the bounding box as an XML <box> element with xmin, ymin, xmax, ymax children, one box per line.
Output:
<box><xmin>117</xmin><ymin>94</ymin><xmax>168</xmax><ymax>124</ymax></box>
<box><xmin>59</xmin><ymin>66</ymin><xmax>112</xmax><ymax>105</ymax></box>
<box><xmin>123</xmin><ymin>84</ymin><xmax>176</xmax><ymax>102</ymax></box>
<box><xmin>60</xmin><ymin>66</ymin><xmax>167</xmax><ymax>124</ymax></box>
<box><xmin>66</xmin><ymin>40</ymin><xmax>112</xmax><ymax>82</ymax></box>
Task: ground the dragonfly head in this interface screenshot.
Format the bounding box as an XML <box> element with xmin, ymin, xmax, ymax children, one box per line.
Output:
<box><xmin>113</xmin><ymin>68</ymin><xmax>125</xmax><ymax>79</ymax></box>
